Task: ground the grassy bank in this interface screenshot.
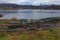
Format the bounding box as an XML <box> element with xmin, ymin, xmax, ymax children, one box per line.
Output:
<box><xmin>0</xmin><ymin>28</ymin><xmax>60</xmax><ymax>40</ymax></box>
<box><xmin>0</xmin><ymin>17</ymin><xmax>60</xmax><ymax>40</ymax></box>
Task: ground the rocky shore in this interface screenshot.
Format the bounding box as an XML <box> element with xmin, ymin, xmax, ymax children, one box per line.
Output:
<box><xmin>0</xmin><ymin>17</ymin><xmax>60</xmax><ymax>32</ymax></box>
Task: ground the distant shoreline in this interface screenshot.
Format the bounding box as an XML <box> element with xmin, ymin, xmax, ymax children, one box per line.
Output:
<box><xmin>0</xmin><ymin>3</ymin><xmax>60</xmax><ymax>10</ymax></box>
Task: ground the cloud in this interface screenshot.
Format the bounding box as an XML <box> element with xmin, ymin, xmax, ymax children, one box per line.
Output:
<box><xmin>0</xmin><ymin>0</ymin><xmax>6</xmax><ymax>3</ymax></box>
<box><xmin>50</xmin><ymin>0</ymin><xmax>60</xmax><ymax>4</ymax></box>
<box><xmin>0</xmin><ymin>0</ymin><xmax>60</xmax><ymax>5</ymax></box>
<box><xmin>6</xmin><ymin>0</ymin><xmax>32</xmax><ymax>3</ymax></box>
<box><xmin>5</xmin><ymin>0</ymin><xmax>50</xmax><ymax>5</ymax></box>
<box><xmin>6</xmin><ymin>0</ymin><xmax>50</xmax><ymax>3</ymax></box>
<box><xmin>0</xmin><ymin>0</ymin><xmax>50</xmax><ymax>3</ymax></box>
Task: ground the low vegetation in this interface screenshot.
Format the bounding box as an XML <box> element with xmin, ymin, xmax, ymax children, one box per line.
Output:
<box><xmin>0</xmin><ymin>28</ymin><xmax>60</xmax><ymax>40</ymax></box>
<box><xmin>0</xmin><ymin>17</ymin><xmax>60</xmax><ymax>40</ymax></box>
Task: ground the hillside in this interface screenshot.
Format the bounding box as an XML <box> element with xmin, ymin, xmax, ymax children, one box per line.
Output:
<box><xmin>0</xmin><ymin>3</ymin><xmax>60</xmax><ymax>9</ymax></box>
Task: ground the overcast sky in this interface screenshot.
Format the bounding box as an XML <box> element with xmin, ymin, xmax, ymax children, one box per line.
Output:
<box><xmin>0</xmin><ymin>0</ymin><xmax>60</xmax><ymax>5</ymax></box>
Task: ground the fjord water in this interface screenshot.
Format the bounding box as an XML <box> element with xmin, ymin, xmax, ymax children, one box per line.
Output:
<box><xmin>0</xmin><ymin>9</ymin><xmax>60</xmax><ymax>19</ymax></box>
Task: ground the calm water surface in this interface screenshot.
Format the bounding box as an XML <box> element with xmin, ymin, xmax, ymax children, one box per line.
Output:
<box><xmin>0</xmin><ymin>9</ymin><xmax>60</xmax><ymax>19</ymax></box>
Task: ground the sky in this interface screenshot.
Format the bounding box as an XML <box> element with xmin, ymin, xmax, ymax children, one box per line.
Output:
<box><xmin>0</xmin><ymin>0</ymin><xmax>60</xmax><ymax>5</ymax></box>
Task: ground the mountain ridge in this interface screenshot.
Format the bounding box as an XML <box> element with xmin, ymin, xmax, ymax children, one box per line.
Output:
<box><xmin>0</xmin><ymin>3</ymin><xmax>60</xmax><ymax>10</ymax></box>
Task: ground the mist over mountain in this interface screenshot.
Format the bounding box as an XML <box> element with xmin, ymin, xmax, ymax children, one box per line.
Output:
<box><xmin>0</xmin><ymin>0</ymin><xmax>60</xmax><ymax>5</ymax></box>
<box><xmin>17</xmin><ymin>2</ymin><xmax>54</xmax><ymax>6</ymax></box>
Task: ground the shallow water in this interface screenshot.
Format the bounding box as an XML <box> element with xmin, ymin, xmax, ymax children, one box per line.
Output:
<box><xmin>0</xmin><ymin>9</ymin><xmax>60</xmax><ymax>19</ymax></box>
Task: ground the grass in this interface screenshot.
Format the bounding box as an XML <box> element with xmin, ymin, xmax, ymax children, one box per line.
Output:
<box><xmin>0</xmin><ymin>28</ymin><xmax>60</xmax><ymax>40</ymax></box>
<box><xmin>0</xmin><ymin>18</ymin><xmax>60</xmax><ymax>40</ymax></box>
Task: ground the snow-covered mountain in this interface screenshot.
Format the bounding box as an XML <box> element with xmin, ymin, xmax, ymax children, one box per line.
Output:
<box><xmin>40</xmin><ymin>2</ymin><xmax>53</xmax><ymax>5</ymax></box>
<box><xmin>17</xmin><ymin>2</ymin><xmax>32</xmax><ymax>5</ymax></box>
<box><xmin>17</xmin><ymin>2</ymin><xmax>53</xmax><ymax>6</ymax></box>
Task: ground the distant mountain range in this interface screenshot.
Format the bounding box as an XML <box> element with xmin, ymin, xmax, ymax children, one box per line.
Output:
<box><xmin>0</xmin><ymin>3</ymin><xmax>60</xmax><ymax>10</ymax></box>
